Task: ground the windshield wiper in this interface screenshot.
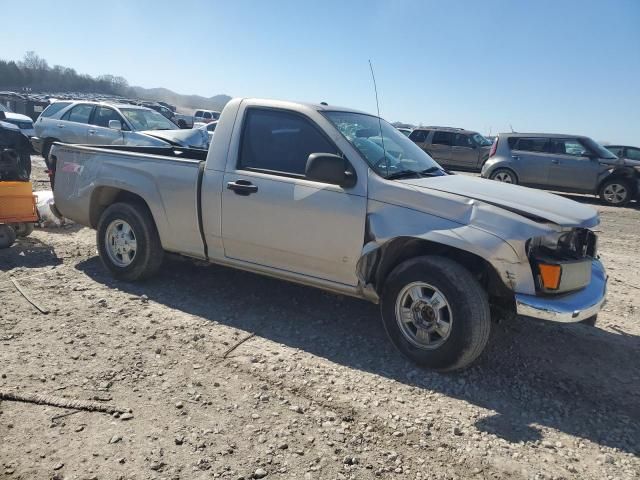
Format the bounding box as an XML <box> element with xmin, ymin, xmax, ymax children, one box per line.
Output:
<box><xmin>385</xmin><ymin>170</ymin><xmax>424</xmax><ymax>180</ymax></box>
<box><xmin>385</xmin><ymin>166</ymin><xmax>444</xmax><ymax>180</ymax></box>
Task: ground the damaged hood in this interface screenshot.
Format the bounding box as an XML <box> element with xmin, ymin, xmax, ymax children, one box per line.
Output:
<box><xmin>141</xmin><ymin>128</ymin><xmax>208</xmax><ymax>149</ymax></box>
<box><xmin>396</xmin><ymin>174</ymin><xmax>599</xmax><ymax>228</ymax></box>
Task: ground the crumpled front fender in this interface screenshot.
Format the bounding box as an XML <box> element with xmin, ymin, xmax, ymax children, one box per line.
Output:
<box><xmin>357</xmin><ymin>199</ymin><xmax>537</xmax><ymax>299</ymax></box>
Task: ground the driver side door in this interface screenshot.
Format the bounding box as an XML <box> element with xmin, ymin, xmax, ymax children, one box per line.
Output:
<box><xmin>221</xmin><ymin>107</ymin><xmax>367</xmax><ymax>286</ymax></box>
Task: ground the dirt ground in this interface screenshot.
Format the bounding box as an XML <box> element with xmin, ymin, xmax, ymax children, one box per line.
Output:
<box><xmin>1</xmin><ymin>158</ymin><xmax>638</xmax><ymax>480</ymax></box>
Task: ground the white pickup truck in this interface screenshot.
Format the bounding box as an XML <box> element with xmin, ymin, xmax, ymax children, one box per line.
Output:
<box><xmin>50</xmin><ymin>98</ymin><xmax>607</xmax><ymax>371</ymax></box>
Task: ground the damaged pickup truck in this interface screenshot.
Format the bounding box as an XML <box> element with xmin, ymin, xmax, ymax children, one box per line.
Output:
<box><xmin>50</xmin><ymin>98</ymin><xmax>607</xmax><ymax>371</ymax></box>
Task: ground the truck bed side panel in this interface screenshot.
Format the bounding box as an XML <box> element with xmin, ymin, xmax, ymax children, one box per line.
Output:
<box><xmin>52</xmin><ymin>144</ymin><xmax>205</xmax><ymax>258</ymax></box>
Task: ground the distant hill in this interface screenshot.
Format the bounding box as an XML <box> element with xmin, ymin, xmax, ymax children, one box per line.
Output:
<box><xmin>129</xmin><ymin>86</ymin><xmax>231</xmax><ymax>114</ymax></box>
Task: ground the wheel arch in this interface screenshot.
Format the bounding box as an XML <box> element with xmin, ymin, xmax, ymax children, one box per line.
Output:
<box><xmin>89</xmin><ymin>187</ymin><xmax>155</xmax><ymax>229</ymax></box>
<box><xmin>361</xmin><ymin>236</ymin><xmax>515</xmax><ymax>302</ymax></box>
<box><xmin>597</xmin><ymin>167</ymin><xmax>638</xmax><ymax>194</ymax></box>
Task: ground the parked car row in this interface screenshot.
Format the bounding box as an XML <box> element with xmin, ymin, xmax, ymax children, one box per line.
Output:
<box><xmin>482</xmin><ymin>133</ymin><xmax>640</xmax><ymax>206</ymax></box>
<box><xmin>30</xmin><ymin>100</ymin><xmax>209</xmax><ymax>162</ymax></box>
<box><xmin>398</xmin><ymin>125</ymin><xmax>639</xmax><ymax>207</ymax></box>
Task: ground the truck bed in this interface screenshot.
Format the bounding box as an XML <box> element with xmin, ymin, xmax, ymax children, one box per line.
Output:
<box><xmin>51</xmin><ymin>143</ymin><xmax>207</xmax><ymax>259</ymax></box>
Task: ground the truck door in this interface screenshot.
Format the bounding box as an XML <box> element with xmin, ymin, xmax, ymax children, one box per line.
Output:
<box><xmin>220</xmin><ymin>107</ymin><xmax>367</xmax><ymax>286</ymax></box>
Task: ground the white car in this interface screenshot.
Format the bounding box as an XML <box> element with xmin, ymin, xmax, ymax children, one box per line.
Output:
<box><xmin>0</xmin><ymin>104</ymin><xmax>35</xmax><ymax>138</ymax></box>
<box><xmin>195</xmin><ymin>120</ymin><xmax>217</xmax><ymax>145</ymax></box>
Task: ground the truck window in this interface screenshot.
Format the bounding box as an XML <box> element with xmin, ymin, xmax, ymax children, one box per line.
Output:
<box><xmin>203</xmin><ymin>112</ymin><xmax>212</xmax><ymax>119</ymax></box>
<box><xmin>239</xmin><ymin>109</ymin><xmax>339</xmax><ymax>176</ymax></box>
<box><xmin>195</xmin><ymin>110</ymin><xmax>203</xmax><ymax>117</ymax></box>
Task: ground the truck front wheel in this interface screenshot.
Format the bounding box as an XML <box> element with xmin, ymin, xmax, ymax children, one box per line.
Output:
<box><xmin>381</xmin><ymin>256</ymin><xmax>491</xmax><ymax>371</ymax></box>
<box><xmin>97</xmin><ymin>202</ymin><xmax>164</xmax><ymax>281</ymax></box>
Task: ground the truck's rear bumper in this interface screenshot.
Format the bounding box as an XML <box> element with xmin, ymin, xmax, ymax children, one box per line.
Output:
<box><xmin>515</xmin><ymin>259</ymin><xmax>607</xmax><ymax>323</ymax></box>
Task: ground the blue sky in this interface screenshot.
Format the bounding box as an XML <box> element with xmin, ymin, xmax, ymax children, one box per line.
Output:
<box><xmin>1</xmin><ymin>0</ymin><xmax>638</xmax><ymax>144</ymax></box>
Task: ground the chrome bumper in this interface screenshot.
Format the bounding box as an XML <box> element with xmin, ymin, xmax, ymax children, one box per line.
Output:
<box><xmin>515</xmin><ymin>259</ymin><xmax>607</xmax><ymax>323</ymax></box>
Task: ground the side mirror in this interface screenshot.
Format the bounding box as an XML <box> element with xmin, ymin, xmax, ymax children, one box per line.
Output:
<box><xmin>305</xmin><ymin>153</ymin><xmax>356</xmax><ymax>188</ymax></box>
<box><xmin>108</xmin><ymin>120</ymin><xmax>122</xmax><ymax>131</ymax></box>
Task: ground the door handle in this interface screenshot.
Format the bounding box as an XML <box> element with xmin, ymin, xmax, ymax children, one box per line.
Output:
<box><xmin>551</xmin><ymin>159</ymin><xmax>559</xmax><ymax>164</ymax></box>
<box><xmin>88</xmin><ymin>129</ymin><xmax>96</xmax><ymax>134</ymax></box>
<box><xmin>57</xmin><ymin>124</ymin><xmax>65</xmax><ymax>128</ymax></box>
<box><xmin>511</xmin><ymin>155</ymin><xmax>519</xmax><ymax>160</ymax></box>
<box><xmin>227</xmin><ymin>180</ymin><xmax>258</xmax><ymax>195</ymax></box>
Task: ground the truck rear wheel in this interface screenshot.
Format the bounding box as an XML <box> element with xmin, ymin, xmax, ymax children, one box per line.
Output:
<box><xmin>96</xmin><ymin>202</ymin><xmax>164</xmax><ymax>281</ymax></box>
<box><xmin>381</xmin><ymin>256</ymin><xmax>491</xmax><ymax>371</ymax></box>
<box><xmin>12</xmin><ymin>222</ymin><xmax>34</xmax><ymax>237</ymax></box>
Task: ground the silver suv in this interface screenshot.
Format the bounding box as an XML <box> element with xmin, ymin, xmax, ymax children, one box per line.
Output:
<box><xmin>482</xmin><ymin>133</ymin><xmax>639</xmax><ymax>207</ymax></box>
<box><xmin>409</xmin><ymin>126</ymin><xmax>492</xmax><ymax>171</ymax></box>
<box><xmin>32</xmin><ymin>101</ymin><xmax>207</xmax><ymax>160</ymax></box>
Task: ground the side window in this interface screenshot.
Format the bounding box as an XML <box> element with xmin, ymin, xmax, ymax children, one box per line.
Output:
<box><xmin>239</xmin><ymin>108</ymin><xmax>339</xmax><ymax>176</ymax></box>
<box><xmin>91</xmin><ymin>107</ymin><xmax>124</xmax><ymax>128</ymax></box>
<box><xmin>195</xmin><ymin>110</ymin><xmax>203</xmax><ymax>118</ymax></box>
<box><xmin>551</xmin><ymin>139</ymin><xmax>588</xmax><ymax>156</ymax></box>
<box><xmin>432</xmin><ymin>131</ymin><xmax>455</xmax><ymax>146</ymax></box>
<box><xmin>211</xmin><ymin>112</ymin><xmax>220</xmax><ymax>120</ymax></box>
<box><xmin>605</xmin><ymin>146</ymin><xmax>623</xmax><ymax>157</ymax></box>
<box><xmin>41</xmin><ymin>102</ymin><xmax>72</xmax><ymax>118</ymax></box>
<box><xmin>514</xmin><ymin>137</ymin><xmax>549</xmax><ymax>153</ymax></box>
<box><xmin>626</xmin><ymin>148</ymin><xmax>640</xmax><ymax>161</ymax></box>
<box><xmin>409</xmin><ymin>130</ymin><xmax>428</xmax><ymax>142</ymax></box>
<box><xmin>454</xmin><ymin>133</ymin><xmax>473</xmax><ymax>148</ymax></box>
<box><xmin>203</xmin><ymin>112</ymin><xmax>212</xmax><ymax>120</ymax></box>
<box><xmin>62</xmin><ymin>104</ymin><xmax>93</xmax><ymax>124</ymax></box>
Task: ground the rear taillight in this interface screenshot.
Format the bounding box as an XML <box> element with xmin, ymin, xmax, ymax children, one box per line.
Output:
<box><xmin>489</xmin><ymin>137</ymin><xmax>498</xmax><ymax>158</ymax></box>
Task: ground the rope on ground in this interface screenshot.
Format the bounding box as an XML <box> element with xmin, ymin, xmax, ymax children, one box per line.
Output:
<box><xmin>0</xmin><ymin>390</ymin><xmax>129</xmax><ymax>414</ymax></box>
<box><xmin>221</xmin><ymin>332</ymin><xmax>256</xmax><ymax>359</ymax></box>
<box><xmin>10</xmin><ymin>278</ymin><xmax>49</xmax><ymax>314</ymax></box>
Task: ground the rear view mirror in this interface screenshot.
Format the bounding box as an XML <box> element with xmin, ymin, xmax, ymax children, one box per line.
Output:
<box><xmin>305</xmin><ymin>153</ymin><xmax>356</xmax><ymax>188</ymax></box>
<box><xmin>108</xmin><ymin>120</ymin><xmax>122</xmax><ymax>131</ymax></box>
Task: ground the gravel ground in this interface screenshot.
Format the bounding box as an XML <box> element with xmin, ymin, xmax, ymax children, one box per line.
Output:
<box><xmin>1</xmin><ymin>158</ymin><xmax>638</xmax><ymax>480</ymax></box>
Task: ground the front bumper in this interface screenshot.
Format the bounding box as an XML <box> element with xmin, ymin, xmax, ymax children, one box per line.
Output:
<box><xmin>515</xmin><ymin>259</ymin><xmax>607</xmax><ymax>323</ymax></box>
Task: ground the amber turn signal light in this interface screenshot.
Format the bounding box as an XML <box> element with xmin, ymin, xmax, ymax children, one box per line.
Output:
<box><xmin>539</xmin><ymin>264</ymin><xmax>561</xmax><ymax>290</ymax></box>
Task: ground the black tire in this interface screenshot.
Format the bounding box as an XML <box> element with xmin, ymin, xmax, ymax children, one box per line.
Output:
<box><xmin>381</xmin><ymin>256</ymin><xmax>491</xmax><ymax>371</ymax></box>
<box><xmin>96</xmin><ymin>202</ymin><xmax>164</xmax><ymax>281</ymax></box>
<box><xmin>12</xmin><ymin>222</ymin><xmax>34</xmax><ymax>237</ymax></box>
<box><xmin>490</xmin><ymin>168</ymin><xmax>518</xmax><ymax>185</ymax></box>
<box><xmin>599</xmin><ymin>177</ymin><xmax>632</xmax><ymax>207</ymax></box>
<box><xmin>579</xmin><ymin>315</ymin><xmax>597</xmax><ymax>327</ymax></box>
<box><xmin>0</xmin><ymin>225</ymin><xmax>17</xmax><ymax>249</ymax></box>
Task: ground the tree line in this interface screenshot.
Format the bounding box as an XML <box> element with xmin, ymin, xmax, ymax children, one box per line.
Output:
<box><xmin>0</xmin><ymin>51</ymin><xmax>129</xmax><ymax>95</ymax></box>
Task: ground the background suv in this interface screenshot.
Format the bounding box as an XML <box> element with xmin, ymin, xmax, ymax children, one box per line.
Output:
<box><xmin>482</xmin><ymin>133</ymin><xmax>639</xmax><ymax>206</ymax></box>
<box><xmin>408</xmin><ymin>126</ymin><xmax>492</xmax><ymax>171</ymax></box>
<box><xmin>33</xmin><ymin>101</ymin><xmax>208</xmax><ymax>160</ymax></box>
<box><xmin>605</xmin><ymin>145</ymin><xmax>640</xmax><ymax>166</ymax></box>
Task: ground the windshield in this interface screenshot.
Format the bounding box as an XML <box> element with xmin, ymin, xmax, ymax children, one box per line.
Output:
<box><xmin>582</xmin><ymin>138</ymin><xmax>617</xmax><ymax>160</ymax></box>
<box><xmin>323</xmin><ymin>111</ymin><xmax>444</xmax><ymax>179</ymax></box>
<box><xmin>472</xmin><ymin>133</ymin><xmax>492</xmax><ymax>146</ymax></box>
<box><xmin>120</xmin><ymin>108</ymin><xmax>177</xmax><ymax>131</ymax></box>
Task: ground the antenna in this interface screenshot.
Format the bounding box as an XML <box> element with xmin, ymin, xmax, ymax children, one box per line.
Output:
<box><xmin>510</xmin><ymin>124</ymin><xmax>514</xmax><ymax>133</ymax></box>
<box><xmin>368</xmin><ymin>60</ymin><xmax>388</xmax><ymax>177</ymax></box>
